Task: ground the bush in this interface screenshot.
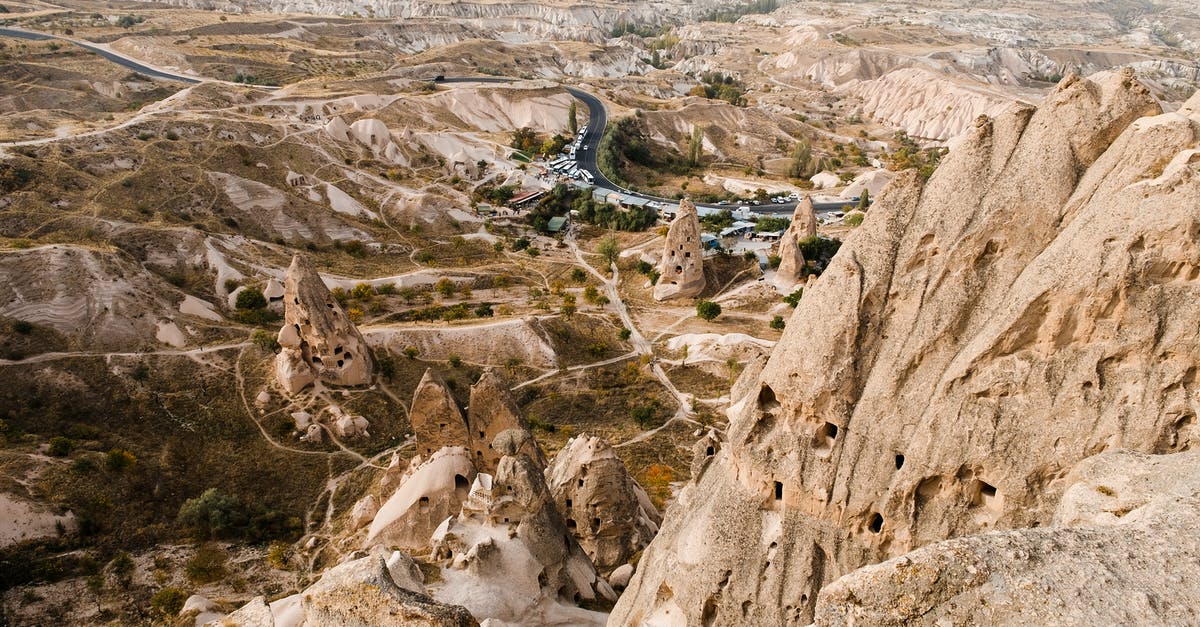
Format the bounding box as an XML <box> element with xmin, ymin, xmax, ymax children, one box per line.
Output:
<box><xmin>223</xmin><ymin>279</ymin><xmax>239</xmax><ymax>292</ymax></box>
<box><xmin>783</xmin><ymin>288</ymin><xmax>803</xmax><ymax>308</ymax></box>
<box><xmin>150</xmin><ymin>587</ymin><xmax>187</xmax><ymax>616</ymax></box>
<box><xmin>105</xmin><ymin>449</ymin><xmax>137</xmax><ymax>471</ymax></box>
<box><xmin>435</xmin><ymin>278</ymin><xmax>455</xmax><ymax>298</ymax></box>
<box><xmin>185</xmin><ymin>543</ymin><xmax>228</xmax><ymax>585</ymax></box>
<box><xmin>251</xmin><ymin>329</ymin><xmax>280</xmax><ymax>353</ymax></box>
<box><xmin>378</xmin><ymin>354</ymin><xmax>396</xmax><ymax>379</ymax></box>
<box><xmin>267</xmin><ymin>541</ymin><xmax>292</xmax><ymax>569</ymax></box>
<box><xmin>570</xmin><ymin>268</ymin><xmax>587</xmax><ymax>283</ymax></box>
<box><xmin>770</xmin><ymin>315</ymin><xmax>786</xmax><ymax>330</ymax></box>
<box><xmin>618</xmin><ymin>328</ymin><xmax>632</xmax><ymax>341</ymax></box>
<box><xmin>351</xmin><ymin>283</ymin><xmax>374</xmax><ymax>300</ymax></box>
<box><xmin>448</xmin><ymin>354</ymin><xmax>462</xmax><ymax>368</ymax></box>
<box><xmin>631</xmin><ymin>401</ymin><xmax>663</xmax><ymax>428</ymax></box>
<box><xmin>235</xmin><ymin>288</ymin><xmax>267</xmax><ymax>311</ymax></box>
<box><xmin>767</xmin><ymin>254</ymin><xmax>782</xmax><ymax>269</ymax></box>
<box><xmin>48</xmin><ymin>436</ymin><xmax>74</xmax><ymax>457</ymax></box>
<box><xmin>845</xmin><ymin>212</ymin><xmax>865</xmax><ymax>227</ymax></box>
<box><xmin>696</xmin><ymin>300</ymin><xmax>722</xmax><ymax>321</ymax></box>
<box><xmin>636</xmin><ymin>260</ymin><xmax>654</xmax><ymax>275</ymax></box>
<box><xmin>512</xmin><ymin>237</ymin><xmax>531</xmax><ymax>252</ymax></box>
<box><xmin>178</xmin><ymin>488</ymin><xmax>242</xmax><ymax>539</ymax></box>
<box><xmin>403</xmin><ymin>346</ymin><xmax>419</xmax><ymax>359</ymax></box>
<box><xmin>474</xmin><ymin>303</ymin><xmax>494</xmax><ymax>317</ymax></box>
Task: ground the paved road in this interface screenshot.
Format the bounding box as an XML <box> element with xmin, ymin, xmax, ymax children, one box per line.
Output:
<box><xmin>0</xmin><ymin>26</ymin><xmax>202</xmax><ymax>83</ymax></box>
<box><xmin>441</xmin><ymin>76</ymin><xmax>852</xmax><ymax>216</ymax></box>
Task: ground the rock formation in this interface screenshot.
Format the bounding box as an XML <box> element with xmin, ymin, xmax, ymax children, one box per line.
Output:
<box><xmin>213</xmin><ymin>552</ymin><xmax>477</xmax><ymax>627</ymax></box>
<box><xmin>815</xmin><ymin>449</ymin><xmax>1200</xmax><ymax>625</ymax></box>
<box><xmin>274</xmin><ymin>255</ymin><xmax>373</xmax><ymax>394</ymax></box>
<box><xmin>411</xmin><ymin>369</ymin><xmax>471</xmax><ymax>459</ymax></box>
<box><xmin>365</xmin><ymin>447</ymin><xmax>477</xmax><ymax>550</ymax></box>
<box><xmin>774</xmin><ymin>196</ymin><xmax>817</xmax><ymax>291</ymax></box>
<box><xmin>429</xmin><ymin>430</ymin><xmax>613</xmax><ymax>625</ymax></box>
<box><xmin>613</xmin><ymin>71</ymin><xmax>1198</xmax><ymax>625</ymax></box>
<box><xmin>465</xmin><ymin>368</ymin><xmax>547</xmax><ymax>472</ymax></box>
<box><xmin>654</xmin><ymin>197</ymin><xmax>706</xmax><ymax>301</ymax></box>
<box><xmin>544</xmin><ymin>434</ymin><xmax>662</xmax><ymax>572</ymax></box>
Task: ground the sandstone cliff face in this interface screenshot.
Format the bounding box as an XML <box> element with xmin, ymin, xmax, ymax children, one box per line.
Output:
<box><xmin>815</xmin><ymin>449</ymin><xmax>1200</xmax><ymax>625</ymax></box>
<box><xmin>466</xmin><ymin>369</ymin><xmax>547</xmax><ymax>472</ymax></box>
<box><xmin>411</xmin><ymin>368</ymin><xmax>471</xmax><ymax>459</ymax></box>
<box><xmin>544</xmin><ymin>435</ymin><xmax>662</xmax><ymax>573</ymax></box>
<box><xmin>654</xmin><ymin>198</ymin><xmax>706</xmax><ymax>301</ymax></box>
<box><xmin>612</xmin><ymin>71</ymin><xmax>1199</xmax><ymax>625</ymax></box>
<box><xmin>275</xmin><ymin>255</ymin><xmax>373</xmax><ymax>394</ymax></box>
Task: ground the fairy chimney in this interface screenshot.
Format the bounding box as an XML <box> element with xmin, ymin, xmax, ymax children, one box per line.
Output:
<box><xmin>654</xmin><ymin>198</ymin><xmax>706</xmax><ymax>301</ymax></box>
<box><xmin>274</xmin><ymin>255</ymin><xmax>373</xmax><ymax>394</ymax></box>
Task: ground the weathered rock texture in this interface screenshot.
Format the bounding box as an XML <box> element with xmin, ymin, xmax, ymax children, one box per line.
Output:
<box><xmin>774</xmin><ymin>196</ymin><xmax>818</xmax><ymax>291</ymax></box>
<box><xmin>816</xmin><ymin>449</ymin><xmax>1200</xmax><ymax>625</ymax></box>
<box><xmin>275</xmin><ymin>255</ymin><xmax>373</xmax><ymax>393</ymax></box>
<box><xmin>214</xmin><ymin>553</ymin><xmax>478</xmax><ymax>627</ymax></box>
<box><xmin>430</xmin><ymin>431</ymin><xmax>612</xmax><ymax>625</ymax></box>
<box><xmin>654</xmin><ymin>198</ymin><xmax>706</xmax><ymax>301</ymax></box>
<box><xmin>411</xmin><ymin>368</ymin><xmax>470</xmax><ymax>458</ymax></box>
<box><xmin>613</xmin><ymin>71</ymin><xmax>1200</xmax><ymax>625</ymax></box>
<box><xmin>365</xmin><ymin>447</ymin><xmax>476</xmax><ymax>550</ymax></box>
<box><xmin>465</xmin><ymin>369</ymin><xmax>547</xmax><ymax>472</ymax></box>
<box><xmin>545</xmin><ymin>435</ymin><xmax>662</xmax><ymax>572</ymax></box>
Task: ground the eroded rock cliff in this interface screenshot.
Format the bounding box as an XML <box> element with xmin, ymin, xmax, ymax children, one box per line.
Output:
<box><xmin>612</xmin><ymin>70</ymin><xmax>1200</xmax><ymax>625</ymax></box>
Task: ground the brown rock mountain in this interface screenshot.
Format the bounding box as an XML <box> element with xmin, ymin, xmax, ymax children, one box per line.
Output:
<box><xmin>612</xmin><ymin>71</ymin><xmax>1199</xmax><ymax>624</ymax></box>
<box><xmin>465</xmin><ymin>368</ymin><xmax>547</xmax><ymax>472</ymax></box>
<box><xmin>774</xmin><ymin>196</ymin><xmax>816</xmax><ymax>291</ymax></box>
<box><xmin>654</xmin><ymin>198</ymin><xmax>706</xmax><ymax>301</ymax></box>
<box><xmin>274</xmin><ymin>255</ymin><xmax>373</xmax><ymax>393</ymax></box>
<box><xmin>411</xmin><ymin>368</ymin><xmax>471</xmax><ymax>459</ymax></box>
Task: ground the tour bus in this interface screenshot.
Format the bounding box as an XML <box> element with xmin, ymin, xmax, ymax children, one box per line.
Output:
<box><xmin>580</xmin><ymin>170</ymin><xmax>595</xmax><ymax>183</ymax></box>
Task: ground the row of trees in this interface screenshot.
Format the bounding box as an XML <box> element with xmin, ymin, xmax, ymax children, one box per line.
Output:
<box><xmin>527</xmin><ymin>184</ymin><xmax>658</xmax><ymax>233</ymax></box>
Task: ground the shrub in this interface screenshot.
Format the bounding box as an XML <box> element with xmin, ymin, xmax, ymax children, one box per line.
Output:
<box><xmin>618</xmin><ymin>328</ymin><xmax>632</xmax><ymax>341</ymax></box>
<box><xmin>235</xmin><ymin>288</ymin><xmax>267</xmax><ymax>310</ymax></box>
<box><xmin>696</xmin><ymin>300</ymin><xmax>722</xmax><ymax>321</ymax></box>
<box><xmin>150</xmin><ymin>587</ymin><xmax>187</xmax><ymax>616</ymax></box>
<box><xmin>178</xmin><ymin>488</ymin><xmax>243</xmax><ymax>538</ymax></box>
<box><xmin>267</xmin><ymin>541</ymin><xmax>292</xmax><ymax>569</ymax></box>
<box><xmin>583</xmin><ymin>286</ymin><xmax>601</xmax><ymax>304</ymax></box>
<box><xmin>845</xmin><ymin>212</ymin><xmax>864</xmax><ymax>227</ymax></box>
<box><xmin>631</xmin><ymin>401</ymin><xmax>663</xmax><ymax>428</ymax></box>
<box><xmin>435</xmin><ymin>278</ymin><xmax>455</xmax><ymax>298</ymax></box>
<box><xmin>48</xmin><ymin>436</ymin><xmax>74</xmax><ymax>457</ymax></box>
<box><xmin>636</xmin><ymin>260</ymin><xmax>653</xmax><ymax>275</ymax></box>
<box><xmin>105</xmin><ymin>449</ymin><xmax>137</xmax><ymax>471</ymax></box>
<box><xmin>251</xmin><ymin>329</ymin><xmax>280</xmax><ymax>353</ymax></box>
<box><xmin>570</xmin><ymin>268</ymin><xmax>587</xmax><ymax>282</ymax></box>
<box><xmin>474</xmin><ymin>303</ymin><xmax>494</xmax><ymax>317</ymax></box>
<box><xmin>223</xmin><ymin>279</ymin><xmax>239</xmax><ymax>292</ymax></box>
<box><xmin>351</xmin><ymin>283</ymin><xmax>374</xmax><ymax>300</ymax></box>
<box><xmin>783</xmin><ymin>288</ymin><xmax>803</xmax><ymax>308</ymax></box>
<box><xmin>526</xmin><ymin>248</ymin><xmax>540</xmax><ymax>257</ymax></box>
<box><xmin>185</xmin><ymin>543</ymin><xmax>228</xmax><ymax>585</ymax></box>
<box><xmin>767</xmin><ymin>254</ymin><xmax>782</xmax><ymax>269</ymax></box>
<box><xmin>770</xmin><ymin>315</ymin><xmax>786</xmax><ymax>330</ymax></box>
<box><xmin>377</xmin><ymin>354</ymin><xmax>396</xmax><ymax>379</ymax></box>
<box><xmin>742</xmin><ymin>250</ymin><xmax>758</xmax><ymax>262</ymax></box>
<box><xmin>597</xmin><ymin>235</ymin><xmax>621</xmax><ymax>266</ymax></box>
<box><xmin>448</xmin><ymin>354</ymin><xmax>462</xmax><ymax>368</ymax></box>
<box><xmin>586</xmin><ymin>342</ymin><xmax>608</xmax><ymax>357</ymax></box>
<box><xmin>512</xmin><ymin>237</ymin><xmax>531</xmax><ymax>251</ymax></box>
<box><xmin>403</xmin><ymin>346</ymin><xmax>419</xmax><ymax>359</ymax></box>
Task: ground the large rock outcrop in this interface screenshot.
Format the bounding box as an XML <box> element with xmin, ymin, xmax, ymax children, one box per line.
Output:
<box><xmin>274</xmin><ymin>255</ymin><xmax>373</xmax><ymax>394</ymax></box>
<box><xmin>544</xmin><ymin>435</ymin><xmax>662</xmax><ymax>573</ymax></box>
<box><xmin>654</xmin><ymin>198</ymin><xmax>706</xmax><ymax>301</ymax></box>
<box><xmin>465</xmin><ymin>369</ymin><xmax>547</xmax><ymax>472</ymax></box>
<box><xmin>429</xmin><ymin>430</ymin><xmax>613</xmax><ymax>625</ymax></box>
<box><xmin>411</xmin><ymin>368</ymin><xmax>471</xmax><ymax>459</ymax></box>
<box><xmin>365</xmin><ymin>447</ymin><xmax>477</xmax><ymax>550</ymax></box>
<box><xmin>774</xmin><ymin>196</ymin><xmax>818</xmax><ymax>291</ymax></box>
<box><xmin>212</xmin><ymin>552</ymin><xmax>477</xmax><ymax>627</ymax></box>
<box><xmin>613</xmin><ymin>70</ymin><xmax>1197</xmax><ymax>625</ymax></box>
<box><xmin>815</xmin><ymin>449</ymin><xmax>1200</xmax><ymax>625</ymax></box>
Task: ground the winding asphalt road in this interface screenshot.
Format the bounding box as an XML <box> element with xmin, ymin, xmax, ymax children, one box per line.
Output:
<box><xmin>0</xmin><ymin>25</ymin><xmax>852</xmax><ymax>215</ymax></box>
<box><xmin>0</xmin><ymin>26</ymin><xmax>203</xmax><ymax>83</ymax></box>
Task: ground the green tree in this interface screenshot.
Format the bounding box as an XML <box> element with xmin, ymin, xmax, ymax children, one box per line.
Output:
<box><xmin>567</xmin><ymin>100</ymin><xmax>578</xmax><ymax>136</ymax></box>
<box><xmin>150</xmin><ymin>588</ymin><xmax>187</xmax><ymax>617</ymax></box>
<box><xmin>788</xmin><ymin>138</ymin><xmax>813</xmax><ymax>179</ymax></box>
<box><xmin>858</xmin><ymin>188</ymin><xmax>870</xmax><ymax>211</ymax></box>
<box><xmin>770</xmin><ymin>315</ymin><xmax>786</xmax><ymax>330</ymax></box>
<box><xmin>235</xmin><ymin>287</ymin><xmax>267</xmax><ymax>310</ymax></box>
<box><xmin>687</xmin><ymin>125</ymin><xmax>704</xmax><ymax>167</ymax></box>
<box><xmin>696</xmin><ymin>300</ymin><xmax>722</xmax><ymax>321</ymax></box>
<box><xmin>178</xmin><ymin>488</ymin><xmax>243</xmax><ymax>539</ymax></box>
<box><xmin>597</xmin><ymin>235</ymin><xmax>621</xmax><ymax>267</ymax></box>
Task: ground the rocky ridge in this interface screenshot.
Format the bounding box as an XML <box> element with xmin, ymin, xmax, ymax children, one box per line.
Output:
<box><xmin>612</xmin><ymin>70</ymin><xmax>1200</xmax><ymax>624</ymax></box>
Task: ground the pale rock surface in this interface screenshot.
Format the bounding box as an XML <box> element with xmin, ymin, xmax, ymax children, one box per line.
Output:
<box><xmin>774</xmin><ymin>196</ymin><xmax>818</xmax><ymax>291</ymax></box>
<box><xmin>544</xmin><ymin>435</ymin><xmax>662</xmax><ymax>572</ymax></box>
<box><xmin>330</xmin><ymin>405</ymin><xmax>369</xmax><ymax>438</ymax></box>
<box><xmin>365</xmin><ymin>447</ymin><xmax>476</xmax><ymax>550</ymax></box>
<box><xmin>653</xmin><ymin>198</ymin><xmax>706</xmax><ymax>301</ymax></box>
<box><xmin>210</xmin><ymin>596</ymin><xmax>272</xmax><ymax>627</ymax></box>
<box><xmin>429</xmin><ymin>431</ymin><xmax>613</xmax><ymax>625</ymax></box>
<box><xmin>613</xmin><ymin>70</ymin><xmax>1192</xmax><ymax>625</ymax></box>
<box><xmin>349</xmin><ymin>495</ymin><xmax>378</xmax><ymax>531</ymax></box>
<box><xmin>300</xmin><ymin>554</ymin><xmax>477</xmax><ymax>626</ymax></box>
<box><xmin>809</xmin><ymin>171</ymin><xmax>841</xmax><ymax>189</ymax></box>
<box><xmin>839</xmin><ymin>169</ymin><xmax>894</xmax><ymax>200</ymax></box>
<box><xmin>411</xmin><ymin>368</ymin><xmax>471</xmax><ymax>459</ymax></box>
<box><xmin>274</xmin><ymin>255</ymin><xmax>373</xmax><ymax>394</ymax></box>
<box><xmin>465</xmin><ymin>369</ymin><xmax>547</xmax><ymax>472</ymax></box>
<box><xmin>815</xmin><ymin>449</ymin><xmax>1200</xmax><ymax>625</ymax></box>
